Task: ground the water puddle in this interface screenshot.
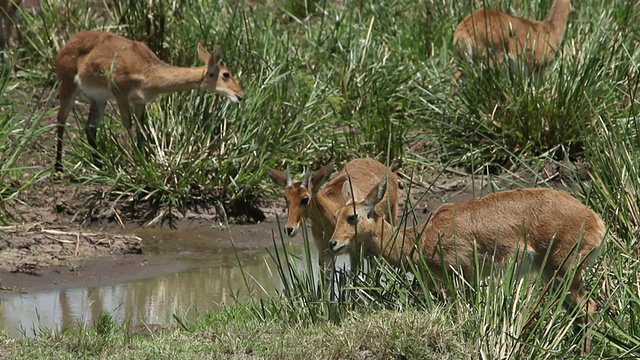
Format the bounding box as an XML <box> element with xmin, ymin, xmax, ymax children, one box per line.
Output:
<box><xmin>0</xmin><ymin>225</ymin><xmax>343</xmax><ymax>338</ymax></box>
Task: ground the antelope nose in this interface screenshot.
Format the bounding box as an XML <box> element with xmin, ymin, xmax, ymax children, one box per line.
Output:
<box><xmin>285</xmin><ymin>227</ymin><xmax>294</xmax><ymax>236</ymax></box>
<box><xmin>328</xmin><ymin>239</ymin><xmax>337</xmax><ymax>249</ymax></box>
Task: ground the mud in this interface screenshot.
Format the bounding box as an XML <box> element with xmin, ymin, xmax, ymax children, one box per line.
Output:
<box><xmin>0</xmin><ymin>205</ymin><xmax>280</xmax><ymax>293</ymax></box>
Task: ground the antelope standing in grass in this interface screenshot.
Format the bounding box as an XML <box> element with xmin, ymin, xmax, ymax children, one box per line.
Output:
<box><xmin>329</xmin><ymin>182</ymin><xmax>605</xmax><ymax>352</ymax></box>
<box><xmin>451</xmin><ymin>0</ymin><xmax>573</xmax><ymax>94</ymax></box>
<box><xmin>265</xmin><ymin>158</ymin><xmax>399</xmax><ymax>279</ymax></box>
<box><xmin>54</xmin><ymin>31</ymin><xmax>244</xmax><ymax>172</ymax></box>
<box><xmin>0</xmin><ymin>0</ymin><xmax>20</xmax><ymax>49</ymax></box>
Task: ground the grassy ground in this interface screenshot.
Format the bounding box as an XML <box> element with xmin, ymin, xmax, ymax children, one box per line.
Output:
<box><xmin>0</xmin><ymin>305</ymin><xmax>466</xmax><ymax>359</ymax></box>
<box><xmin>1</xmin><ymin>0</ymin><xmax>639</xmax><ymax>358</ymax></box>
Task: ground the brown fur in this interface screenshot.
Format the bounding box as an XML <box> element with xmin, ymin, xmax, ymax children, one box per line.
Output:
<box><xmin>0</xmin><ymin>0</ymin><xmax>21</xmax><ymax>48</ymax></box>
<box><xmin>330</xmin><ymin>184</ymin><xmax>604</xmax><ymax>352</ymax></box>
<box><xmin>265</xmin><ymin>158</ymin><xmax>399</xmax><ymax>278</ymax></box>
<box><xmin>54</xmin><ymin>31</ymin><xmax>243</xmax><ymax>172</ymax></box>
<box><xmin>451</xmin><ymin>0</ymin><xmax>573</xmax><ymax>94</ymax></box>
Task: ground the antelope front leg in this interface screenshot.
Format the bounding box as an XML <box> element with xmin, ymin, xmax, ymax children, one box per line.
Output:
<box><xmin>133</xmin><ymin>103</ymin><xmax>146</xmax><ymax>149</ymax></box>
<box><xmin>116</xmin><ymin>96</ymin><xmax>135</xmax><ymax>142</ymax></box>
<box><xmin>572</xmin><ymin>292</ymin><xmax>597</xmax><ymax>355</ymax></box>
<box><xmin>86</xmin><ymin>100</ymin><xmax>107</xmax><ymax>168</ymax></box>
<box><xmin>54</xmin><ymin>82</ymin><xmax>80</xmax><ymax>173</ymax></box>
<box><xmin>545</xmin><ymin>271</ymin><xmax>597</xmax><ymax>355</ymax></box>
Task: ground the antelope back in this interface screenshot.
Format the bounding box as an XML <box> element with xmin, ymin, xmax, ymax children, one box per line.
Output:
<box><xmin>331</xmin><ymin>185</ymin><xmax>604</xmax><ymax>278</ymax></box>
<box><xmin>339</xmin><ymin>158</ymin><xmax>399</xmax><ymax>223</ymax></box>
<box><xmin>452</xmin><ymin>0</ymin><xmax>573</xmax><ymax>69</ymax></box>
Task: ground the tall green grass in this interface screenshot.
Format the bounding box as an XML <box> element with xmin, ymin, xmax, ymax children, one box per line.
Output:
<box><xmin>0</xmin><ymin>62</ymin><xmax>54</xmax><ymax>224</ymax></box>
<box><xmin>10</xmin><ymin>0</ymin><xmax>438</xmax><ymax>217</ymax></box>
<box><xmin>577</xmin><ymin>91</ymin><xmax>640</xmax><ymax>355</ymax></box>
<box><xmin>438</xmin><ymin>0</ymin><xmax>636</xmax><ymax>169</ymax></box>
<box><xmin>0</xmin><ymin>0</ymin><xmax>635</xmax><ymax>219</ymax></box>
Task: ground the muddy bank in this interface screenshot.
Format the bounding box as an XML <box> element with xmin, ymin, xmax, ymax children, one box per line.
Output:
<box><xmin>0</xmin><ymin>224</ymin><xmax>142</xmax><ymax>273</ymax></box>
<box><xmin>0</xmin><ymin>213</ymin><xmax>281</xmax><ymax>293</ymax></box>
<box><xmin>0</xmin><ymin>223</ymin><xmax>142</xmax><ymax>285</ymax></box>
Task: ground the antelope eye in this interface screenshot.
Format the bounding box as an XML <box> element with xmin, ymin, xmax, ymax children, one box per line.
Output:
<box><xmin>222</xmin><ymin>72</ymin><xmax>230</xmax><ymax>79</ymax></box>
<box><xmin>301</xmin><ymin>197</ymin><xmax>310</xmax><ymax>205</ymax></box>
<box><xmin>347</xmin><ymin>214</ymin><xmax>358</xmax><ymax>224</ymax></box>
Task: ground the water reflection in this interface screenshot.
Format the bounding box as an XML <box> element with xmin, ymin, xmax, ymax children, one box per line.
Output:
<box><xmin>0</xmin><ymin>226</ymin><xmax>352</xmax><ymax>338</ymax></box>
<box><xmin>0</xmin><ymin>258</ymin><xmax>282</xmax><ymax>338</ymax></box>
<box><xmin>0</xmin><ymin>228</ymin><xmax>304</xmax><ymax>338</ymax></box>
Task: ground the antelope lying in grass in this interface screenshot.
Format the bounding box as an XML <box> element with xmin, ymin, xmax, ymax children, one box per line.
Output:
<box><xmin>451</xmin><ymin>0</ymin><xmax>573</xmax><ymax>94</ymax></box>
<box><xmin>54</xmin><ymin>31</ymin><xmax>244</xmax><ymax>172</ymax></box>
<box><xmin>0</xmin><ymin>0</ymin><xmax>20</xmax><ymax>49</ymax></box>
<box><xmin>329</xmin><ymin>182</ymin><xmax>604</xmax><ymax>351</ymax></box>
<box><xmin>265</xmin><ymin>158</ymin><xmax>399</xmax><ymax>278</ymax></box>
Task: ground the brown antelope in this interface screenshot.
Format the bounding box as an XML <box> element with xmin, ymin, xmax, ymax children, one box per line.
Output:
<box><xmin>265</xmin><ymin>158</ymin><xmax>399</xmax><ymax>278</ymax></box>
<box><xmin>451</xmin><ymin>0</ymin><xmax>573</xmax><ymax>93</ymax></box>
<box><xmin>54</xmin><ymin>31</ymin><xmax>243</xmax><ymax>172</ymax></box>
<box><xmin>0</xmin><ymin>0</ymin><xmax>20</xmax><ymax>49</ymax></box>
<box><xmin>329</xmin><ymin>182</ymin><xmax>604</xmax><ymax>351</ymax></box>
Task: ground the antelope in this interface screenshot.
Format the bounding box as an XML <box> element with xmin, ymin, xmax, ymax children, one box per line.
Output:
<box><xmin>451</xmin><ymin>0</ymin><xmax>573</xmax><ymax>94</ymax></box>
<box><xmin>265</xmin><ymin>158</ymin><xmax>399</xmax><ymax>278</ymax></box>
<box><xmin>54</xmin><ymin>31</ymin><xmax>243</xmax><ymax>172</ymax></box>
<box><xmin>329</xmin><ymin>182</ymin><xmax>605</xmax><ymax>351</ymax></box>
<box><xmin>0</xmin><ymin>0</ymin><xmax>20</xmax><ymax>49</ymax></box>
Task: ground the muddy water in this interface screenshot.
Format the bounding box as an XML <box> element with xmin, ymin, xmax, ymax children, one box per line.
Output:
<box><xmin>0</xmin><ymin>225</ymin><xmax>342</xmax><ymax>338</ymax></box>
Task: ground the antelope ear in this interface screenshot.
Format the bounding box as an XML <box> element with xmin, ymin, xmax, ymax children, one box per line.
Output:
<box><xmin>341</xmin><ymin>177</ymin><xmax>364</xmax><ymax>204</ymax></box>
<box><xmin>197</xmin><ymin>43</ymin><xmax>211</xmax><ymax>64</ymax></box>
<box><xmin>362</xmin><ymin>179</ymin><xmax>387</xmax><ymax>219</ymax></box>
<box><xmin>210</xmin><ymin>46</ymin><xmax>222</xmax><ymax>66</ymax></box>
<box><xmin>342</xmin><ymin>178</ymin><xmax>353</xmax><ymax>200</ymax></box>
<box><xmin>310</xmin><ymin>161</ymin><xmax>335</xmax><ymax>192</ymax></box>
<box><xmin>265</xmin><ymin>166</ymin><xmax>289</xmax><ymax>187</ymax></box>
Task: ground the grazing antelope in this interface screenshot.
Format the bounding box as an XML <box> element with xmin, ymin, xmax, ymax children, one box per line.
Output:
<box><xmin>451</xmin><ymin>0</ymin><xmax>573</xmax><ymax>94</ymax></box>
<box><xmin>0</xmin><ymin>0</ymin><xmax>21</xmax><ymax>49</ymax></box>
<box><xmin>265</xmin><ymin>158</ymin><xmax>399</xmax><ymax>278</ymax></box>
<box><xmin>329</xmin><ymin>183</ymin><xmax>604</xmax><ymax>351</ymax></box>
<box><xmin>54</xmin><ymin>31</ymin><xmax>243</xmax><ymax>172</ymax></box>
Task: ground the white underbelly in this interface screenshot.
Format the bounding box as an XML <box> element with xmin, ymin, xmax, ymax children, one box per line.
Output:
<box><xmin>74</xmin><ymin>75</ymin><xmax>157</xmax><ymax>105</ymax></box>
<box><xmin>74</xmin><ymin>76</ymin><xmax>152</xmax><ymax>104</ymax></box>
<box><xmin>75</xmin><ymin>76</ymin><xmax>115</xmax><ymax>102</ymax></box>
<box><xmin>82</xmin><ymin>87</ymin><xmax>115</xmax><ymax>102</ymax></box>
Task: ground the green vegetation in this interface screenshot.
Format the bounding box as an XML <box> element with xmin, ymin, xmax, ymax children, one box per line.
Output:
<box><xmin>1</xmin><ymin>306</ymin><xmax>465</xmax><ymax>359</ymax></box>
<box><xmin>0</xmin><ymin>0</ymin><xmax>639</xmax><ymax>358</ymax></box>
